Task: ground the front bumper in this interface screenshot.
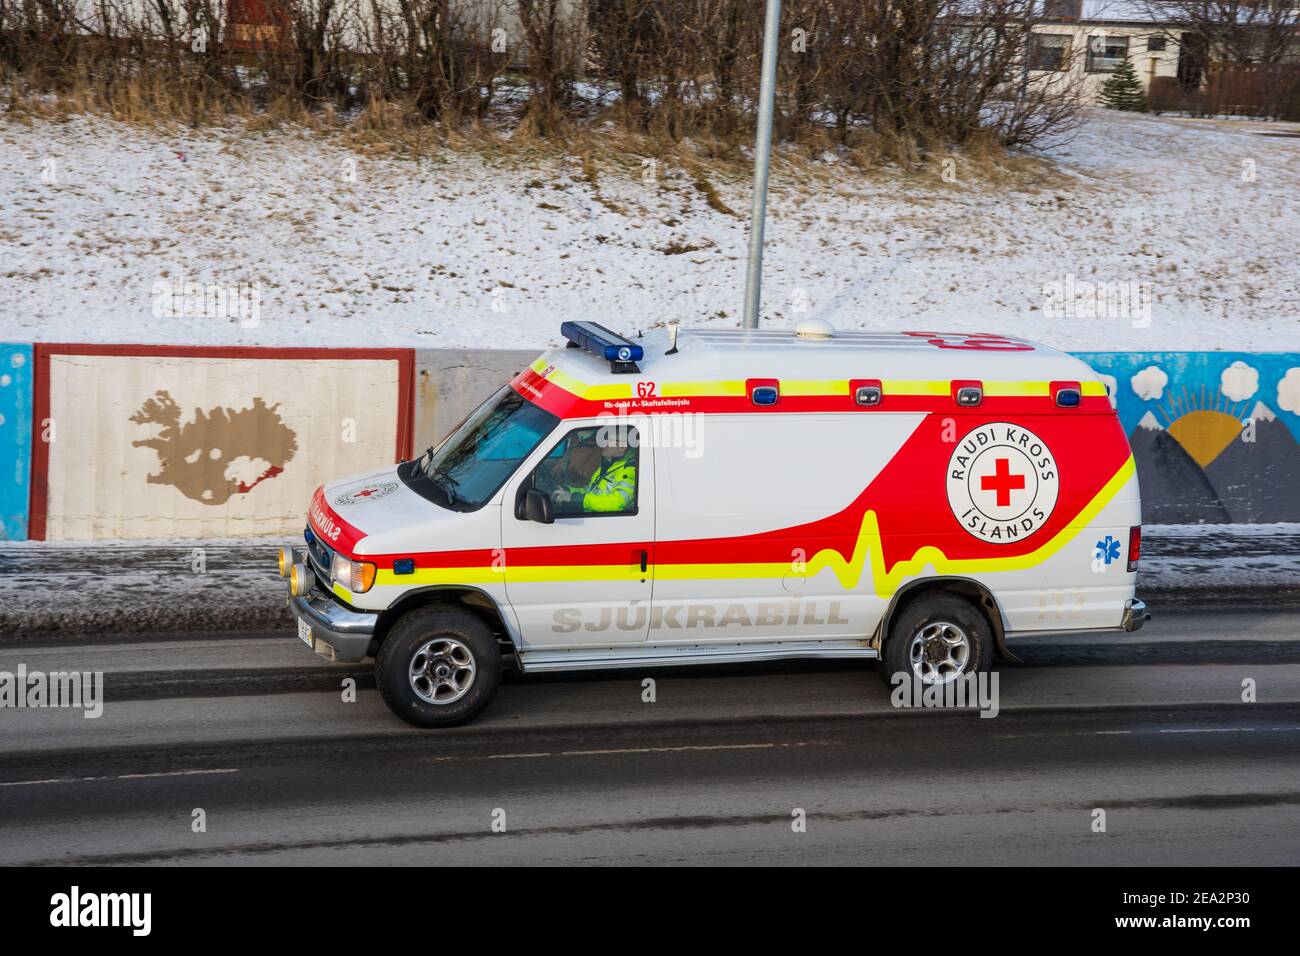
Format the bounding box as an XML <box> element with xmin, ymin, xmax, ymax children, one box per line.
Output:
<box><xmin>1121</xmin><ymin>597</ymin><xmax>1150</xmax><ymax>633</ymax></box>
<box><xmin>288</xmin><ymin>584</ymin><xmax>379</xmax><ymax>663</ymax></box>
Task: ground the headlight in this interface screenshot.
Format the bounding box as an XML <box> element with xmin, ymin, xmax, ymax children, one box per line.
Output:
<box><xmin>331</xmin><ymin>553</ymin><xmax>377</xmax><ymax>594</ymax></box>
<box><xmin>277</xmin><ymin>546</ymin><xmax>295</xmax><ymax>578</ymax></box>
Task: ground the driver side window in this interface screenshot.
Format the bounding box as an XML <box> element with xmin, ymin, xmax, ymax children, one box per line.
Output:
<box><xmin>527</xmin><ymin>426</ymin><xmax>639</xmax><ymax>518</ymax></box>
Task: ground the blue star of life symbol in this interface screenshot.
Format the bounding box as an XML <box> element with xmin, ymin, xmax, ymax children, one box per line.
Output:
<box><xmin>1094</xmin><ymin>535</ymin><xmax>1121</xmax><ymax>566</ymax></box>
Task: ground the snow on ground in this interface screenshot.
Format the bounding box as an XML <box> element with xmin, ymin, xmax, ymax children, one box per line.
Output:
<box><xmin>1</xmin><ymin>108</ymin><xmax>1297</xmax><ymax>352</ymax></box>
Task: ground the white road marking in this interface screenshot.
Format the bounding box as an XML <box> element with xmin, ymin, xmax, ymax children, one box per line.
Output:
<box><xmin>1158</xmin><ymin>727</ymin><xmax>1256</xmax><ymax>734</ymax></box>
<box><xmin>995</xmin><ymin>726</ymin><xmax>1297</xmax><ymax>740</ymax></box>
<box><xmin>486</xmin><ymin>752</ymin><xmax>553</xmax><ymax>760</ymax></box>
<box><xmin>559</xmin><ymin>743</ymin><xmax>787</xmax><ymax>757</ymax></box>
<box><xmin>0</xmin><ymin>768</ymin><xmax>238</xmax><ymax>788</ymax></box>
<box><xmin>427</xmin><ymin>741</ymin><xmax>828</xmax><ymax>763</ymax></box>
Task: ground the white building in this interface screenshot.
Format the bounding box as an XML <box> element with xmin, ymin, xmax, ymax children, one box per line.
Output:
<box><xmin>1028</xmin><ymin>1</ymin><xmax>1300</xmax><ymax>107</ymax></box>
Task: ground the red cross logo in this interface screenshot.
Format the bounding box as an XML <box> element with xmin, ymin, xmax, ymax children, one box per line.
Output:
<box><xmin>355</xmin><ymin>488</ymin><xmax>377</xmax><ymax>498</ymax></box>
<box><xmin>980</xmin><ymin>457</ymin><xmax>1025</xmax><ymax>507</ymax></box>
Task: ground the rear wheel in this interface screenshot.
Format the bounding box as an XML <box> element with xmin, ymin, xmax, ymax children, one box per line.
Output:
<box><xmin>879</xmin><ymin>593</ymin><xmax>992</xmax><ymax>688</ymax></box>
<box><xmin>376</xmin><ymin>606</ymin><xmax>502</xmax><ymax>727</ymax></box>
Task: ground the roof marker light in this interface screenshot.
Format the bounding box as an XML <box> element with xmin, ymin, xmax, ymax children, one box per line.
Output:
<box><xmin>952</xmin><ymin>380</ymin><xmax>983</xmax><ymax>407</ymax></box>
<box><xmin>1051</xmin><ymin>380</ymin><xmax>1083</xmax><ymax>407</ymax></box>
<box><xmin>851</xmin><ymin>378</ymin><xmax>883</xmax><ymax>407</ymax></box>
<box><xmin>560</xmin><ymin>321</ymin><xmax>644</xmax><ymax>374</ymax></box>
<box><xmin>747</xmin><ymin>378</ymin><xmax>780</xmax><ymax>406</ymax></box>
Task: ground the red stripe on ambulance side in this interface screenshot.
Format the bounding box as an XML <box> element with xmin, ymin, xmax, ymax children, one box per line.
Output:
<box><xmin>308</xmin><ymin>486</ymin><xmax>366</xmax><ymax>553</ymax></box>
<box><xmin>354</xmin><ymin>542</ymin><xmax>645</xmax><ymax>568</ymax></box>
<box><xmin>652</xmin><ymin>411</ymin><xmax>1131</xmax><ymax>571</ymax></box>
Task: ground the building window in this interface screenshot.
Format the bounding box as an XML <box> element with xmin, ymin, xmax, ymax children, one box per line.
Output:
<box><xmin>1030</xmin><ymin>33</ymin><xmax>1072</xmax><ymax>71</ymax></box>
<box><xmin>1042</xmin><ymin>0</ymin><xmax>1083</xmax><ymax>18</ymax></box>
<box><xmin>1147</xmin><ymin>36</ymin><xmax>1167</xmax><ymax>52</ymax></box>
<box><xmin>1086</xmin><ymin>35</ymin><xmax>1129</xmax><ymax>73</ymax></box>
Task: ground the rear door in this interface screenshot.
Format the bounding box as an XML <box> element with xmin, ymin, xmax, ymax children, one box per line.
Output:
<box><xmin>500</xmin><ymin>417</ymin><xmax>654</xmax><ymax>648</ymax></box>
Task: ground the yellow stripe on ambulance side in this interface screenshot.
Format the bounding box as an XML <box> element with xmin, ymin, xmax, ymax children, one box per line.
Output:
<box><xmin>528</xmin><ymin>358</ymin><xmax>1107</xmax><ymax>403</ymax></box>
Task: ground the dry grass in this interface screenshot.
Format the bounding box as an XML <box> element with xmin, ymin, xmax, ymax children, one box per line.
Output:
<box><xmin>688</xmin><ymin>168</ymin><xmax>738</xmax><ymax>217</ymax></box>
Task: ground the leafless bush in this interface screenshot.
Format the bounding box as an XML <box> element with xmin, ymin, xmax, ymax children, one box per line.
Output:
<box><xmin>1</xmin><ymin>0</ymin><xmax>1084</xmax><ymax>157</ymax></box>
<box><xmin>351</xmin><ymin>0</ymin><xmax>508</xmax><ymax>122</ymax></box>
<box><xmin>515</xmin><ymin>0</ymin><xmax>579</xmax><ymax>136</ymax></box>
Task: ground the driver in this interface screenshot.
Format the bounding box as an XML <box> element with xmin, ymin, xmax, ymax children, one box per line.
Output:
<box><xmin>556</xmin><ymin>439</ymin><xmax>637</xmax><ymax>513</ymax></box>
<box><xmin>561</xmin><ymin>431</ymin><xmax>602</xmax><ymax>492</ymax></box>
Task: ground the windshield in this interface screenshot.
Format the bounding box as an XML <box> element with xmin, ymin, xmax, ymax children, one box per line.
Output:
<box><xmin>403</xmin><ymin>386</ymin><xmax>558</xmax><ymax>512</ymax></box>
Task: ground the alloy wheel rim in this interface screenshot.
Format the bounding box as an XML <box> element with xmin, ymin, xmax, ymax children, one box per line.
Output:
<box><xmin>908</xmin><ymin>621</ymin><xmax>971</xmax><ymax>685</ymax></box>
<box><xmin>409</xmin><ymin>637</ymin><xmax>477</xmax><ymax>705</ymax></box>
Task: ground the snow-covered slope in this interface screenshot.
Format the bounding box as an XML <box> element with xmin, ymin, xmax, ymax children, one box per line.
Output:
<box><xmin>1</xmin><ymin>108</ymin><xmax>1297</xmax><ymax>351</ymax></box>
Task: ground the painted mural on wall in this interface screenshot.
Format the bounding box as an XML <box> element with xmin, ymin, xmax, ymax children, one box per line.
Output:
<box><xmin>0</xmin><ymin>344</ymin><xmax>33</xmax><ymax>540</ymax></box>
<box><xmin>35</xmin><ymin>348</ymin><xmax>410</xmax><ymax>540</ymax></box>
<box><xmin>130</xmin><ymin>390</ymin><xmax>299</xmax><ymax>505</ymax></box>
<box><xmin>1075</xmin><ymin>352</ymin><xmax>1300</xmax><ymax>524</ymax></box>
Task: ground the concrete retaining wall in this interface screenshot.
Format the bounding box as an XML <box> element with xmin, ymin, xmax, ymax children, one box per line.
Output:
<box><xmin>412</xmin><ymin>348</ymin><xmax>538</xmax><ymax>455</ymax></box>
<box><xmin>4</xmin><ymin>344</ymin><xmax>1297</xmax><ymax>539</ymax></box>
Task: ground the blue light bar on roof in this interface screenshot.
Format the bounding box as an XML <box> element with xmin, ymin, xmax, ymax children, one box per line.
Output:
<box><xmin>560</xmin><ymin>321</ymin><xmax>643</xmax><ymax>373</ymax></box>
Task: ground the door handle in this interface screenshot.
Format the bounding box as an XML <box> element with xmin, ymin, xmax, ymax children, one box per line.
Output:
<box><xmin>639</xmin><ymin>550</ymin><xmax>648</xmax><ymax>573</ymax></box>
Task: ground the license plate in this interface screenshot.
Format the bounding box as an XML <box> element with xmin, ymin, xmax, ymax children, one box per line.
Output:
<box><xmin>297</xmin><ymin>617</ymin><xmax>314</xmax><ymax>647</ymax></box>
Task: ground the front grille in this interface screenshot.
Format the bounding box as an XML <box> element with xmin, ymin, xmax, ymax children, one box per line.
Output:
<box><xmin>303</xmin><ymin>527</ymin><xmax>334</xmax><ymax>582</ymax></box>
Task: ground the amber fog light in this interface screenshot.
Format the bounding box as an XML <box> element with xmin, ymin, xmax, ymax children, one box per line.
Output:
<box><xmin>289</xmin><ymin>563</ymin><xmax>313</xmax><ymax>597</ymax></box>
<box><xmin>277</xmin><ymin>546</ymin><xmax>295</xmax><ymax>578</ymax></box>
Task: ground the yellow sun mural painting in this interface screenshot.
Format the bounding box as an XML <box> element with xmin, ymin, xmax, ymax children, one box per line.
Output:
<box><xmin>1077</xmin><ymin>352</ymin><xmax>1300</xmax><ymax>524</ymax></box>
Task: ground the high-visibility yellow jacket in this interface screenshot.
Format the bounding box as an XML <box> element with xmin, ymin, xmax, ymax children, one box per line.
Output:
<box><xmin>577</xmin><ymin>455</ymin><xmax>637</xmax><ymax>513</ymax></box>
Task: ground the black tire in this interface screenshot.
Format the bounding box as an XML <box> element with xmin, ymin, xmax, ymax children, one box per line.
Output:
<box><xmin>375</xmin><ymin>605</ymin><xmax>503</xmax><ymax>728</ymax></box>
<box><xmin>878</xmin><ymin>592</ymin><xmax>992</xmax><ymax>689</ymax></box>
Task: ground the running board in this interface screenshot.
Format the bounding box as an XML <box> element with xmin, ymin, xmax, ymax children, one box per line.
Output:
<box><xmin>519</xmin><ymin>641</ymin><xmax>878</xmax><ymax>673</ymax></box>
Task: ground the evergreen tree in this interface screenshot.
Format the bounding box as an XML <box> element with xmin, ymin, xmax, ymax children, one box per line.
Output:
<box><xmin>1100</xmin><ymin>57</ymin><xmax>1148</xmax><ymax>112</ymax></box>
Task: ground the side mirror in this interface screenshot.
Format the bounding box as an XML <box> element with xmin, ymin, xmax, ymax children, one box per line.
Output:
<box><xmin>523</xmin><ymin>488</ymin><xmax>554</xmax><ymax>524</ymax></box>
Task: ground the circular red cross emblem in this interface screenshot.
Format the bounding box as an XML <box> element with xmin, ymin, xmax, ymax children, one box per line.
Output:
<box><xmin>946</xmin><ymin>424</ymin><xmax>1059</xmax><ymax>545</ymax></box>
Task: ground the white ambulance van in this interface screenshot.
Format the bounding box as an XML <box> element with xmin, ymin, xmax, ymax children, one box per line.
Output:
<box><xmin>281</xmin><ymin>322</ymin><xmax>1146</xmax><ymax>727</ymax></box>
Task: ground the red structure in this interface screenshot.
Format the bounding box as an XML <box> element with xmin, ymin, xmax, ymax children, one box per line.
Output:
<box><xmin>226</xmin><ymin>0</ymin><xmax>291</xmax><ymax>52</ymax></box>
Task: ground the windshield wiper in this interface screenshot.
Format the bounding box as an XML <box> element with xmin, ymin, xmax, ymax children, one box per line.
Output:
<box><xmin>428</xmin><ymin>466</ymin><xmax>461</xmax><ymax>505</ymax></box>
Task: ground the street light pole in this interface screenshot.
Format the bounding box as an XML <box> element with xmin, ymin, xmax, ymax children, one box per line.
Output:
<box><xmin>741</xmin><ymin>0</ymin><xmax>782</xmax><ymax>330</ymax></box>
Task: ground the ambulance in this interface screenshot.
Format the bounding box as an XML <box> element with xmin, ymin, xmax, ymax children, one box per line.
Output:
<box><xmin>280</xmin><ymin>322</ymin><xmax>1147</xmax><ymax>727</ymax></box>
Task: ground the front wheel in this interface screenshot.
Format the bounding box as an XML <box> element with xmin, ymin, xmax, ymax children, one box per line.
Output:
<box><xmin>376</xmin><ymin>606</ymin><xmax>502</xmax><ymax>727</ymax></box>
<box><xmin>879</xmin><ymin>593</ymin><xmax>992</xmax><ymax>688</ymax></box>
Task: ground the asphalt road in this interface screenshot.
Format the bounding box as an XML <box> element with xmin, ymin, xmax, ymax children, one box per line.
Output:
<box><xmin>0</xmin><ymin>608</ymin><xmax>1297</xmax><ymax>865</ymax></box>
